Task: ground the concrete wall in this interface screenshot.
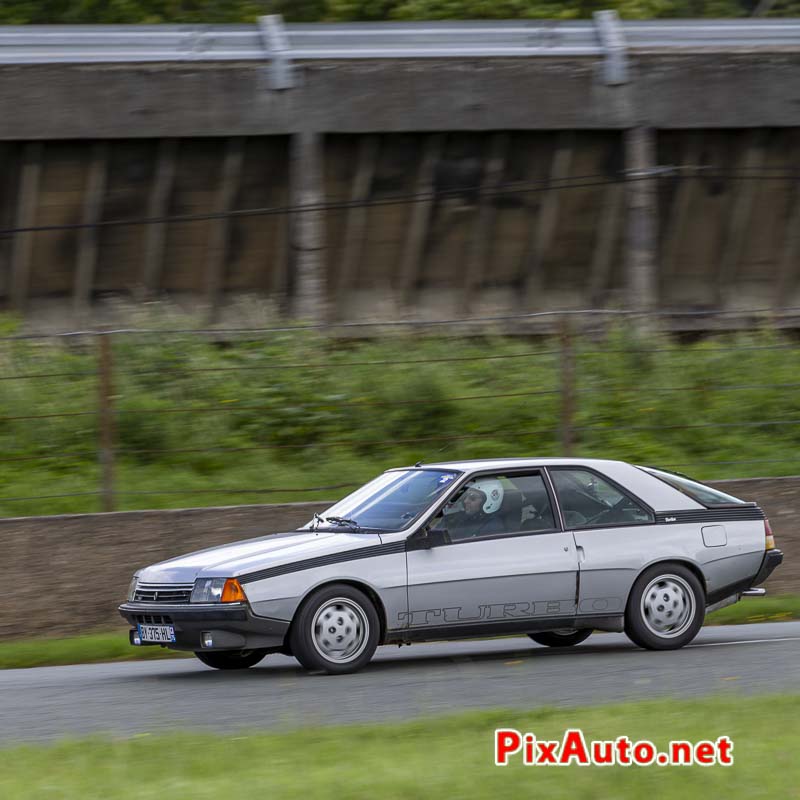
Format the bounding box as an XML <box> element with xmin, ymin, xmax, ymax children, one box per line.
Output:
<box><xmin>0</xmin><ymin>501</ymin><xmax>329</xmax><ymax>641</ymax></box>
<box><xmin>1</xmin><ymin>51</ymin><xmax>800</xmax><ymax>326</ymax></box>
<box><xmin>1</xmin><ymin>56</ymin><xmax>799</xmax><ymax>138</ymax></box>
<box><xmin>3</xmin><ymin>127</ymin><xmax>800</xmax><ymax>326</ymax></box>
<box><xmin>0</xmin><ymin>477</ymin><xmax>795</xmax><ymax>642</ymax></box>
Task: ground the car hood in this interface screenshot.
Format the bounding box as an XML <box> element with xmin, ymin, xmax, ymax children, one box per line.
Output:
<box><xmin>136</xmin><ymin>529</ymin><xmax>386</xmax><ymax>584</ymax></box>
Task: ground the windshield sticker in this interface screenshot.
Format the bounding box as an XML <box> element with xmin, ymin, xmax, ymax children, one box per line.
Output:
<box><xmin>438</xmin><ymin>474</ymin><xmax>456</xmax><ymax>485</ymax></box>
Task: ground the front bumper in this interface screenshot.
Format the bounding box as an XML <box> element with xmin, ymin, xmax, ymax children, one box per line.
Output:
<box><xmin>750</xmin><ymin>549</ymin><xmax>784</xmax><ymax>587</ymax></box>
<box><xmin>118</xmin><ymin>602</ymin><xmax>290</xmax><ymax>652</ymax></box>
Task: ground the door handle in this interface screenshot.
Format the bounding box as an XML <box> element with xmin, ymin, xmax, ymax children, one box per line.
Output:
<box><xmin>576</xmin><ymin>545</ymin><xmax>586</xmax><ymax>562</ymax></box>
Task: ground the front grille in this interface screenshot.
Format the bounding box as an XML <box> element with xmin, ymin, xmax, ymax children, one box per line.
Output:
<box><xmin>133</xmin><ymin>582</ymin><xmax>194</xmax><ymax>604</ymax></box>
<box><xmin>133</xmin><ymin>614</ymin><xmax>174</xmax><ymax>625</ymax></box>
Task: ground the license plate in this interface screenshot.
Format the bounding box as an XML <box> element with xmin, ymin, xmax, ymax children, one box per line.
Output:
<box><xmin>137</xmin><ymin>624</ymin><xmax>176</xmax><ymax>643</ymax></box>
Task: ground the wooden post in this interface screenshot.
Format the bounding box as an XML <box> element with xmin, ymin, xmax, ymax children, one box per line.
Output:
<box><xmin>560</xmin><ymin>317</ymin><xmax>575</xmax><ymax>456</ymax></box>
<box><xmin>661</xmin><ymin>133</ymin><xmax>701</xmax><ymax>287</ymax></box>
<box><xmin>624</xmin><ymin>127</ymin><xmax>659</xmax><ymax>317</ymax></box>
<box><xmin>205</xmin><ymin>137</ymin><xmax>245</xmax><ymax>323</ymax></box>
<box><xmin>589</xmin><ymin>181</ymin><xmax>624</xmax><ymax>306</ymax></box>
<box><xmin>0</xmin><ymin>144</ymin><xmax>14</xmax><ymax>301</ymax></box>
<box><xmin>289</xmin><ymin>131</ymin><xmax>326</xmax><ymax>320</ymax></box>
<box><xmin>268</xmin><ymin>142</ymin><xmax>292</xmax><ymax>309</ymax></box>
<box><xmin>141</xmin><ymin>138</ymin><xmax>177</xmax><ymax>299</ymax></box>
<box><xmin>97</xmin><ymin>332</ymin><xmax>116</xmax><ymax>513</ymax></box>
<box><xmin>463</xmin><ymin>133</ymin><xmax>508</xmax><ymax>313</ymax></box>
<box><xmin>520</xmin><ymin>131</ymin><xmax>574</xmax><ymax>310</ymax></box>
<box><xmin>74</xmin><ymin>141</ymin><xmax>108</xmax><ymax>321</ymax></box>
<box><xmin>716</xmin><ymin>131</ymin><xmax>765</xmax><ymax>309</ymax></box>
<box><xmin>10</xmin><ymin>142</ymin><xmax>43</xmax><ymax>312</ymax></box>
<box><xmin>400</xmin><ymin>134</ymin><xmax>443</xmax><ymax>308</ymax></box>
<box><xmin>774</xmin><ymin>172</ymin><xmax>800</xmax><ymax>310</ymax></box>
<box><xmin>336</xmin><ymin>135</ymin><xmax>379</xmax><ymax>303</ymax></box>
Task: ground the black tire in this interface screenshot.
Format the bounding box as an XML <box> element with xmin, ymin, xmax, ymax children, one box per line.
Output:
<box><xmin>528</xmin><ymin>629</ymin><xmax>593</xmax><ymax>647</ymax></box>
<box><xmin>625</xmin><ymin>562</ymin><xmax>705</xmax><ymax>650</ymax></box>
<box><xmin>289</xmin><ymin>583</ymin><xmax>380</xmax><ymax>675</ymax></box>
<box><xmin>194</xmin><ymin>649</ymin><xmax>269</xmax><ymax>670</ymax></box>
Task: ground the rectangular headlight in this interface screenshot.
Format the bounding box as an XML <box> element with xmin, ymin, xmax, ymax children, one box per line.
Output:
<box><xmin>192</xmin><ymin>578</ymin><xmax>226</xmax><ymax>603</ymax></box>
<box><xmin>191</xmin><ymin>578</ymin><xmax>246</xmax><ymax>604</ymax></box>
<box><xmin>127</xmin><ymin>575</ymin><xmax>139</xmax><ymax>602</ymax></box>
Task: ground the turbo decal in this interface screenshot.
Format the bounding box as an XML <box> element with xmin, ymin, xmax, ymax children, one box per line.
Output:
<box><xmin>396</xmin><ymin>597</ymin><xmax>623</xmax><ymax>627</ymax></box>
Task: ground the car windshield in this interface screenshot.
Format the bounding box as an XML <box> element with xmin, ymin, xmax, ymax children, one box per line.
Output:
<box><xmin>640</xmin><ymin>466</ymin><xmax>746</xmax><ymax>507</ymax></box>
<box><xmin>304</xmin><ymin>469</ymin><xmax>461</xmax><ymax>532</ymax></box>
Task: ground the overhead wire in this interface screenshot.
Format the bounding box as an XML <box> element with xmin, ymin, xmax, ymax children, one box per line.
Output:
<box><xmin>0</xmin><ymin>165</ymin><xmax>797</xmax><ymax>239</ymax></box>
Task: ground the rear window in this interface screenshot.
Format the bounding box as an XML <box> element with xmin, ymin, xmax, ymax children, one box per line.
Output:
<box><xmin>639</xmin><ymin>467</ymin><xmax>746</xmax><ymax>507</ymax></box>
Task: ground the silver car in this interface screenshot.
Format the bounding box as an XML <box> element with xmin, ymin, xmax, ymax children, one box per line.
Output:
<box><xmin>119</xmin><ymin>458</ymin><xmax>783</xmax><ymax>674</ymax></box>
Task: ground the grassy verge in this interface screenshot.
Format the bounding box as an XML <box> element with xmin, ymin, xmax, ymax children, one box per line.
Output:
<box><xmin>0</xmin><ymin>632</ymin><xmax>189</xmax><ymax>670</ymax></box>
<box><xmin>0</xmin><ymin>695</ymin><xmax>797</xmax><ymax>799</ymax></box>
<box><xmin>705</xmin><ymin>593</ymin><xmax>800</xmax><ymax>625</ymax></box>
<box><xmin>2</xmin><ymin>595</ymin><xmax>797</xmax><ymax>670</ymax></box>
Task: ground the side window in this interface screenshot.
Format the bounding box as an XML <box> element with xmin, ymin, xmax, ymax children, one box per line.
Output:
<box><xmin>513</xmin><ymin>474</ymin><xmax>557</xmax><ymax>532</ymax></box>
<box><xmin>550</xmin><ymin>469</ymin><xmax>653</xmax><ymax>529</ymax></box>
<box><xmin>430</xmin><ymin>472</ymin><xmax>557</xmax><ymax>541</ymax></box>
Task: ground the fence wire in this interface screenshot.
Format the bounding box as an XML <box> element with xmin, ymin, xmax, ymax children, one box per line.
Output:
<box><xmin>1</xmin><ymin>308</ymin><xmax>799</xmax><ymax>516</ymax></box>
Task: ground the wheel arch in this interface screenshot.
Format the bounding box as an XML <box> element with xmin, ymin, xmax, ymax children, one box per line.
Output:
<box><xmin>628</xmin><ymin>558</ymin><xmax>708</xmax><ymax>606</ymax></box>
<box><xmin>289</xmin><ymin>578</ymin><xmax>388</xmax><ymax>646</ymax></box>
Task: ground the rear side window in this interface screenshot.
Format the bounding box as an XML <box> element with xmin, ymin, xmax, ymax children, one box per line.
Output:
<box><xmin>550</xmin><ymin>468</ymin><xmax>654</xmax><ymax>528</ymax></box>
<box><xmin>639</xmin><ymin>467</ymin><xmax>746</xmax><ymax>507</ymax></box>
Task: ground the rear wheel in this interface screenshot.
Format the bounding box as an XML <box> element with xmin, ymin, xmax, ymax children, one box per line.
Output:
<box><xmin>625</xmin><ymin>563</ymin><xmax>705</xmax><ymax>650</ymax></box>
<box><xmin>528</xmin><ymin>629</ymin><xmax>592</xmax><ymax>647</ymax></box>
<box><xmin>290</xmin><ymin>583</ymin><xmax>380</xmax><ymax>674</ymax></box>
<box><xmin>194</xmin><ymin>649</ymin><xmax>268</xmax><ymax>670</ymax></box>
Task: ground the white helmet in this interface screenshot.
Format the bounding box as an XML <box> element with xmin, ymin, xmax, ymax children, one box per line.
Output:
<box><xmin>467</xmin><ymin>478</ymin><xmax>504</xmax><ymax>515</ymax></box>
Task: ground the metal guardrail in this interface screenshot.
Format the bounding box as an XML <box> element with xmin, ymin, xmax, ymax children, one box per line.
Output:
<box><xmin>0</xmin><ymin>18</ymin><xmax>798</xmax><ymax>64</ymax></box>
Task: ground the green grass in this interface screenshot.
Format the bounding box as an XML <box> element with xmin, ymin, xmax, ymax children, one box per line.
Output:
<box><xmin>0</xmin><ymin>632</ymin><xmax>190</xmax><ymax>670</ymax></box>
<box><xmin>0</xmin><ymin>695</ymin><xmax>798</xmax><ymax>799</ymax></box>
<box><xmin>704</xmin><ymin>594</ymin><xmax>800</xmax><ymax>625</ymax></box>
<box><xmin>2</xmin><ymin>595</ymin><xmax>797</xmax><ymax>670</ymax></box>
<box><xmin>3</xmin><ymin>320</ymin><xmax>800</xmax><ymax>517</ymax></box>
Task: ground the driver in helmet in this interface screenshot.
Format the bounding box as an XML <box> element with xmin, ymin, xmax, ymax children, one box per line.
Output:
<box><xmin>446</xmin><ymin>478</ymin><xmax>506</xmax><ymax>540</ymax></box>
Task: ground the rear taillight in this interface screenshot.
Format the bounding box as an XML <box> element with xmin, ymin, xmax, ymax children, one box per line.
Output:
<box><xmin>765</xmin><ymin>519</ymin><xmax>776</xmax><ymax>551</ymax></box>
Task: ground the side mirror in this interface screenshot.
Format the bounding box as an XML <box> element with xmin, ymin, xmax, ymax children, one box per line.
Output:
<box><xmin>410</xmin><ymin>527</ymin><xmax>433</xmax><ymax>551</ymax></box>
<box><xmin>410</xmin><ymin>526</ymin><xmax>448</xmax><ymax>550</ymax></box>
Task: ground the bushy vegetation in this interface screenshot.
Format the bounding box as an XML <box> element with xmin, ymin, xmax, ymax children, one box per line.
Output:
<box><xmin>1</xmin><ymin>314</ymin><xmax>799</xmax><ymax>516</ymax></box>
<box><xmin>0</xmin><ymin>0</ymin><xmax>797</xmax><ymax>25</ymax></box>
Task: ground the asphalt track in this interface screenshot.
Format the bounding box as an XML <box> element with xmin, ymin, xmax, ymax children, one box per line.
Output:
<box><xmin>2</xmin><ymin>621</ymin><xmax>799</xmax><ymax>744</ymax></box>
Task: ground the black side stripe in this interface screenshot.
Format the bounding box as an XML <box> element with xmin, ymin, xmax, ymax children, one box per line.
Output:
<box><xmin>656</xmin><ymin>507</ymin><xmax>765</xmax><ymax>524</ymax></box>
<box><xmin>238</xmin><ymin>540</ymin><xmax>406</xmax><ymax>584</ymax></box>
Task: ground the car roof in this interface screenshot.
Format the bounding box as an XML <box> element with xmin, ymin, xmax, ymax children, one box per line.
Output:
<box><xmin>400</xmin><ymin>457</ymin><xmax>707</xmax><ymax>511</ymax></box>
<box><xmin>409</xmin><ymin>457</ymin><xmax>633</xmax><ymax>472</ymax></box>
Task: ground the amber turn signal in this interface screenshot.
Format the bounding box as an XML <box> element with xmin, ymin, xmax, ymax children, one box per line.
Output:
<box><xmin>221</xmin><ymin>578</ymin><xmax>247</xmax><ymax>603</ymax></box>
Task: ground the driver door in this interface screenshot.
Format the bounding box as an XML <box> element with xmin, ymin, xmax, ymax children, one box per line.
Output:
<box><xmin>404</xmin><ymin>471</ymin><xmax>579</xmax><ymax>634</ymax></box>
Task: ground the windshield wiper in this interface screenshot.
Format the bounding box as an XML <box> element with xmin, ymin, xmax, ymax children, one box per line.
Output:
<box><xmin>323</xmin><ymin>515</ymin><xmax>362</xmax><ymax>531</ymax></box>
<box><xmin>312</xmin><ymin>514</ymin><xmax>363</xmax><ymax>532</ymax></box>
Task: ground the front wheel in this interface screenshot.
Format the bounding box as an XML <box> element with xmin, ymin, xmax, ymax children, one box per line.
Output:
<box><xmin>290</xmin><ymin>584</ymin><xmax>380</xmax><ymax>674</ymax></box>
<box><xmin>194</xmin><ymin>649</ymin><xmax>269</xmax><ymax>670</ymax></box>
<box><xmin>528</xmin><ymin>629</ymin><xmax>592</xmax><ymax>647</ymax></box>
<box><xmin>625</xmin><ymin>563</ymin><xmax>705</xmax><ymax>650</ymax></box>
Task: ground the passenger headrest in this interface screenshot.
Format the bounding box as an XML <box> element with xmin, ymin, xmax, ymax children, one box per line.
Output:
<box><xmin>500</xmin><ymin>490</ymin><xmax>524</xmax><ymax>526</ymax></box>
